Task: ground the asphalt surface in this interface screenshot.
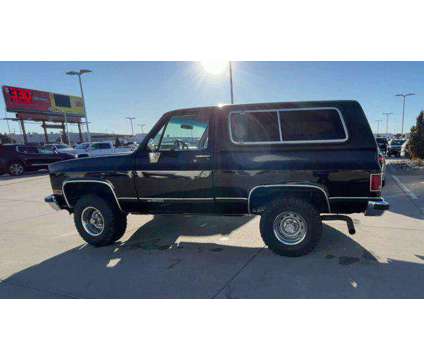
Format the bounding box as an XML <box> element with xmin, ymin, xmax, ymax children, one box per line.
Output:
<box><xmin>0</xmin><ymin>162</ymin><xmax>423</xmax><ymax>298</ymax></box>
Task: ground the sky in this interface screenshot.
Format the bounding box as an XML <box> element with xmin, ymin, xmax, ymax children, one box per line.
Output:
<box><xmin>1</xmin><ymin>61</ymin><xmax>423</xmax><ymax>136</ymax></box>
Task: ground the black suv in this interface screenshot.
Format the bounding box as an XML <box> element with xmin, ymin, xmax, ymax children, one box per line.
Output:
<box><xmin>0</xmin><ymin>144</ymin><xmax>75</xmax><ymax>176</ymax></box>
<box><xmin>45</xmin><ymin>101</ymin><xmax>389</xmax><ymax>256</ymax></box>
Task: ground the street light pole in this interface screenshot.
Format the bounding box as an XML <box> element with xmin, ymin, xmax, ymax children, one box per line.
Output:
<box><xmin>382</xmin><ymin>112</ymin><xmax>393</xmax><ymax>135</ymax></box>
<box><xmin>396</xmin><ymin>93</ymin><xmax>415</xmax><ymax>135</ymax></box>
<box><xmin>375</xmin><ymin>119</ymin><xmax>382</xmax><ymax>135</ymax></box>
<box><xmin>63</xmin><ymin>112</ymin><xmax>70</xmax><ymax>145</ymax></box>
<box><xmin>126</xmin><ymin>117</ymin><xmax>135</xmax><ymax>136</ymax></box>
<box><xmin>66</xmin><ymin>69</ymin><xmax>92</xmax><ymax>143</ymax></box>
<box><xmin>138</xmin><ymin>123</ymin><xmax>146</xmax><ymax>134</ymax></box>
<box><xmin>229</xmin><ymin>61</ymin><xmax>234</xmax><ymax>104</ymax></box>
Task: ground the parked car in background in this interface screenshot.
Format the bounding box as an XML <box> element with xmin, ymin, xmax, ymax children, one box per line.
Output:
<box><xmin>74</xmin><ymin>141</ymin><xmax>116</xmax><ymax>158</ymax></box>
<box><xmin>376</xmin><ymin>137</ymin><xmax>388</xmax><ymax>154</ymax></box>
<box><xmin>401</xmin><ymin>139</ymin><xmax>410</xmax><ymax>158</ymax></box>
<box><xmin>0</xmin><ymin>144</ymin><xmax>75</xmax><ymax>176</ymax></box>
<box><xmin>387</xmin><ymin>138</ymin><xmax>405</xmax><ymax>157</ymax></box>
<box><xmin>46</xmin><ymin>100</ymin><xmax>389</xmax><ymax>257</ymax></box>
<box><xmin>43</xmin><ymin>143</ymin><xmax>76</xmax><ymax>156</ymax></box>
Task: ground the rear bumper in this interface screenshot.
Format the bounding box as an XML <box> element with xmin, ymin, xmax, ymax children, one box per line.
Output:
<box><xmin>365</xmin><ymin>198</ymin><xmax>390</xmax><ymax>216</ymax></box>
<box><xmin>44</xmin><ymin>194</ymin><xmax>61</xmax><ymax>211</ymax></box>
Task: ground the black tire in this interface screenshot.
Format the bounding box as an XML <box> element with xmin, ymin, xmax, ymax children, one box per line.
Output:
<box><xmin>260</xmin><ymin>197</ymin><xmax>322</xmax><ymax>257</ymax></box>
<box><xmin>8</xmin><ymin>161</ymin><xmax>25</xmax><ymax>176</ymax></box>
<box><xmin>74</xmin><ymin>194</ymin><xmax>127</xmax><ymax>247</ymax></box>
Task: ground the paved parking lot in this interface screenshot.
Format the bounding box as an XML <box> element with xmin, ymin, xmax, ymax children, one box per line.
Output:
<box><xmin>0</xmin><ymin>162</ymin><xmax>423</xmax><ymax>298</ymax></box>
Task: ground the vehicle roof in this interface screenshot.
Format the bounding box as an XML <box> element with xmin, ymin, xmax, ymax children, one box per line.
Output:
<box><xmin>168</xmin><ymin>100</ymin><xmax>361</xmax><ymax>114</ymax></box>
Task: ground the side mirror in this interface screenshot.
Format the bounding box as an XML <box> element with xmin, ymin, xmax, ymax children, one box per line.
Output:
<box><xmin>147</xmin><ymin>138</ymin><xmax>157</xmax><ymax>152</ymax></box>
<box><xmin>149</xmin><ymin>152</ymin><xmax>160</xmax><ymax>164</ymax></box>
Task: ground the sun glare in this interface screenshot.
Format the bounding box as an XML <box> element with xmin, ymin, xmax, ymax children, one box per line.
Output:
<box><xmin>201</xmin><ymin>61</ymin><xmax>228</xmax><ymax>75</ymax></box>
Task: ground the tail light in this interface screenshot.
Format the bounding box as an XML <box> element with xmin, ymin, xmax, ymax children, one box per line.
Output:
<box><xmin>370</xmin><ymin>173</ymin><xmax>382</xmax><ymax>192</ymax></box>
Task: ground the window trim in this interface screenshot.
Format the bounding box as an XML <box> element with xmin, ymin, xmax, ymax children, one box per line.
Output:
<box><xmin>228</xmin><ymin>107</ymin><xmax>349</xmax><ymax>145</ymax></box>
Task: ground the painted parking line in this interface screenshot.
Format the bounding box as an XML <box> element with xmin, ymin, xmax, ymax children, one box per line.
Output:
<box><xmin>391</xmin><ymin>175</ymin><xmax>419</xmax><ymax>200</ymax></box>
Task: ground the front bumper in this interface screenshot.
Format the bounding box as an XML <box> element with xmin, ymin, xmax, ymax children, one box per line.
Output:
<box><xmin>44</xmin><ymin>194</ymin><xmax>61</xmax><ymax>211</ymax></box>
<box><xmin>365</xmin><ymin>198</ymin><xmax>390</xmax><ymax>216</ymax></box>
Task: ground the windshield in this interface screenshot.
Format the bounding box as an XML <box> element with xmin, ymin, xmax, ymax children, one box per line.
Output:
<box><xmin>38</xmin><ymin>148</ymin><xmax>55</xmax><ymax>155</ymax></box>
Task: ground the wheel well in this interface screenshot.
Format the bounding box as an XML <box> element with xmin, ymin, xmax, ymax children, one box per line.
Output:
<box><xmin>249</xmin><ymin>186</ymin><xmax>330</xmax><ymax>214</ymax></box>
<box><xmin>9</xmin><ymin>159</ymin><xmax>24</xmax><ymax>166</ymax></box>
<box><xmin>62</xmin><ymin>182</ymin><xmax>121</xmax><ymax>211</ymax></box>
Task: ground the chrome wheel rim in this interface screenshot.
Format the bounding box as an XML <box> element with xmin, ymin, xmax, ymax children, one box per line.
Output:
<box><xmin>10</xmin><ymin>163</ymin><xmax>24</xmax><ymax>176</ymax></box>
<box><xmin>81</xmin><ymin>207</ymin><xmax>105</xmax><ymax>236</ymax></box>
<box><xmin>273</xmin><ymin>211</ymin><xmax>307</xmax><ymax>245</ymax></box>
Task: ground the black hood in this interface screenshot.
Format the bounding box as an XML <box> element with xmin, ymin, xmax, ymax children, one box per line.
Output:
<box><xmin>48</xmin><ymin>153</ymin><xmax>134</xmax><ymax>174</ymax></box>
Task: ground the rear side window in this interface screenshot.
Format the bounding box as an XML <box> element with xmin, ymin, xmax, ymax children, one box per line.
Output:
<box><xmin>279</xmin><ymin>109</ymin><xmax>347</xmax><ymax>142</ymax></box>
<box><xmin>230</xmin><ymin>111</ymin><xmax>280</xmax><ymax>143</ymax></box>
<box><xmin>229</xmin><ymin>107</ymin><xmax>347</xmax><ymax>144</ymax></box>
<box><xmin>17</xmin><ymin>146</ymin><xmax>38</xmax><ymax>154</ymax></box>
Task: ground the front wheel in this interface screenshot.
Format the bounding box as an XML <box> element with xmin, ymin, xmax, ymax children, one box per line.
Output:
<box><xmin>8</xmin><ymin>161</ymin><xmax>25</xmax><ymax>176</ymax></box>
<box><xmin>260</xmin><ymin>197</ymin><xmax>322</xmax><ymax>257</ymax></box>
<box><xmin>74</xmin><ymin>194</ymin><xmax>127</xmax><ymax>247</ymax></box>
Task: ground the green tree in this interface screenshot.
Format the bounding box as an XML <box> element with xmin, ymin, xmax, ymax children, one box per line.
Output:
<box><xmin>408</xmin><ymin>111</ymin><xmax>424</xmax><ymax>159</ymax></box>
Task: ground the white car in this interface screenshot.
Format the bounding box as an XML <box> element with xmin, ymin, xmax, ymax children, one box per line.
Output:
<box><xmin>400</xmin><ymin>139</ymin><xmax>410</xmax><ymax>158</ymax></box>
<box><xmin>75</xmin><ymin>141</ymin><xmax>116</xmax><ymax>158</ymax></box>
<box><xmin>43</xmin><ymin>143</ymin><xmax>76</xmax><ymax>156</ymax></box>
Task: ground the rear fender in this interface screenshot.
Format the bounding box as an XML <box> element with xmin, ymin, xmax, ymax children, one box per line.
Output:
<box><xmin>248</xmin><ymin>184</ymin><xmax>331</xmax><ymax>214</ymax></box>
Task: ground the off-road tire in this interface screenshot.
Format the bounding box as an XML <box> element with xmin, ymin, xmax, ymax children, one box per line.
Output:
<box><xmin>74</xmin><ymin>194</ymin><xmax>127</xmax><ymax>247</ymax></box>
<box><xmin>260</xmin><ymin>197</ymin><xmax>322</xmax><ymax>257</ymax></box>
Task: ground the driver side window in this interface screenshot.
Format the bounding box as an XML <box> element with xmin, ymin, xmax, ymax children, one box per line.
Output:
<box><xmin>156</xmin><ymin>115</ymin><xmax>209</xmax><ymax>152</ymax></box>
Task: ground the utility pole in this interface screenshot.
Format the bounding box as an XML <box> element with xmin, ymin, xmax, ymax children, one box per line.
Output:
<box><xmin>375</xmin><ymin>119</ymin><xmax>382</xmax><ymax>135</ymax></box>
<box><xmin>63</xmin><ymin>112</ymin><xmax>70</xmax><ymax>145</ymax></box>
<box><xmin>382</xmin><ymin>112</ymin><xmax>393</xmax><ymax>136</ymax></box>
<box><xmin>396</xmin><ymin>93</ymin><xmax>415</xmax><ymax>135</ymax></box>
<box><xmin>229</xmin><ymin>61</ymin><xmax>234</xmax><ymax>104</ymax></box>
<box><xmin>126</xmin><ymin>117</ymin><xmax>136</xmax><ymax>136</ymax></box>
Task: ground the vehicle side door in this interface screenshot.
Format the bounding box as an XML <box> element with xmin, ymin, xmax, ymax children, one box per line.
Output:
<box><xmin>16</xmin><ymin>146</ymin><xmax>46</xmax><ymax>169</ymax></box>
<box><xmin>133</xmin><ymin>109</ymin><xmax>215</xmax><ymax>213</ymax></box>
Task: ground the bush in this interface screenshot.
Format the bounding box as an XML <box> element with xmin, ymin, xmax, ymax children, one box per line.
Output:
<box><xmin>408</xmin><ymin>112</ymin><xmax>424</xmax><ymax>159</ymax></box>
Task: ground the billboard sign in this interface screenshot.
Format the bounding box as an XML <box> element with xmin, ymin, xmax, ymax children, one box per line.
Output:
<box><xmin>2</xmin><ymin>85</ymin><xmax>85</xmax><ymax>117</ymax></box>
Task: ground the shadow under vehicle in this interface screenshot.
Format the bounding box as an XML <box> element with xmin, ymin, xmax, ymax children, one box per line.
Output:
<box><xmin>3</xmin><ymin>219</ymin><xmax>424</xmax><ymax>299</ymax></box>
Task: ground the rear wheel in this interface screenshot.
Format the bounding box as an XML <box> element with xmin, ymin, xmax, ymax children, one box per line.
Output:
<box><xmin>74</xmin><ymin>194</ymin><xmax>127</xmax><ymax>246</ymax></box>
<box><xmin>8</xmin><ymin>162</ymin><xmax>25</xmax><ymax>176</ymax></box>
<box><xmin>260</xmin><ymin>197</ymin><xmax>322</xmax><ymax>257</ymax></box>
